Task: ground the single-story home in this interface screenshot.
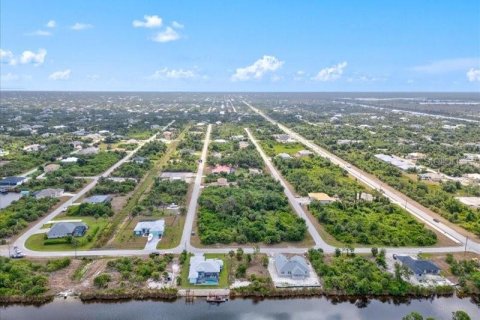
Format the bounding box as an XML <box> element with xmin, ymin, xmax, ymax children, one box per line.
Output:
<box><xmin>396</xmin><ymin>256</ymin><xmax>441</xmax><ymax>281</ymax></box>
<box><xmin>133</xmin><ymin>219</ymin><xmax>165</xmax><ymax>237</ymax></box>
<box><xmin>159</xmin><ymin>172</ymin><xmax>196</xmax><ymax>183</ymax></box>
<box><xmin>0</xmin><ymin>176</ymin><xmax>26</xmax><ymax>187</ymax></box>
<box><xmin>239</xmin><ymin>141</ymin><xmax>249</xmax><ymax>149</ymax></box>
<box><xmin>358</xmin><ymin>192</ymin><xmax>374</xmax><ymax>202</ymax></box>
<box><xmin>273</xmin><ymin>134</ymin><xmax>296</xmax><ymax>143</ymax></box>
<box><xmin>217</xmin><ymin>178</ymin><xmax>228</xmax><ymax>186</ymax></box>
<box><xmin>308</xmin><ymin>192</ymin><xmax>336</xmax><ymax>204</ymax></box>
<box><xmin>274</xmin><ymin>254</ymin><xmax>310</xmax><ymax>280</ymax></box>
<box><xmin>34</xmin><ymin>188</ymin><xmax>64</xmax><ymax>199</ymax></box>
<box><xmin>132</xmin><ymin>156</ymin><xmax>147</xmax><ymax>164</ymax></box>
<box><xmin>456</xmin><ymin>197</ymin><xmax>480</xmax><ymax>209</ymax></box>
<box><xmin>166</xmin><ymin>203</ymin><xmax>181</xmax><ymax>214</ymax></box>
<box><xmin>249</xmin><ymin>168</ymin><xmax>262</xmax><ymax>175</ymax></box>
<box><xmin>23</xmin><ymin>144</ymin><xmax>46</xmax><ymax>152</ymax></box>
<box><xmin>47</xmin><ymin>222</ymin><xmax>88</xmax><ymax>239</ymax></box>
<box><xmin>276</xmin><ymin>153</ymin><xmax>292</xmax><ymax>160</ymax></box>
<box><xmin>211</xmin><ymin>165</ymin><xmax>234</xmax><ymax>174</ymax></box>
<box><xmin>295</xmin><ymin>150</ymin><xmax>313</xmax><ymax>158</ymax></box>
<box><xmin>61</xmin><ymin>157</ymin><xmax>79</xmax><ymax>164</ymax></box>
<box><xmin>84</xmin><ymin>195</ymin><xmax>112</xmax><ymax>204</ymax></box>
<box><xmin>44</xmin><ymin>163</ymin><xmax>61</xmax><ymax>173</ymax></box>
<box><xmin>188</xmin><ymin>254</ymin><xmax>224</xmax><ymax>285</ymax></box>
<box><xmin>78</xmin><ymin>147</ymin><xmax>99</xmax><ymax>155</ymax></box>
<box><xmin>163</xmin><ymin>131</ymin><xmax>173</xmax><ymax>140</ymax></box>
<box><xmin>418</xmin><ymin>172</ymin><xmax>443</xmax><ymax>182</ymax></box>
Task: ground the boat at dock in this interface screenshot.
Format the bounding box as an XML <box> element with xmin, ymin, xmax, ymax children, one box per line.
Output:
<box><xmin>206</xmin><ymin>293</ymin><xmax>228</xmax><ymax>303</ymax></box>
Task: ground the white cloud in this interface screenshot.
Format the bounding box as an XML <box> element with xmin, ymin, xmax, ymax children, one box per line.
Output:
<box><xmin>149</xmin><ymin>68</ymin><xmax>197</xmax><ymax>80</ymax></box>
<box><xmin>231</xmin><ymin>55</ymin><xmax>284</xmax><ymax>81</ymax></box>
<box><xmin>172</xmin><ymin>21</ymin><xmax>184</xmax><ymax>29</ymax></box>
<box><xmin>71</xmin><ymin>23</ymin><xmax>93</xmax><ymax>31</ymax></box>
<box><xmin>467</xmin><ymin>68</ymin><xmax>480</xmax><ymax>82</ymax></box>
<box><xmin>413</xmin><ymin>58</ymin><xmax>479</xmax><ymax>74</ymax></box>
<box><xmin>49</xmin><ymin>69</ymin><xmax>71</xmax><ymax>80</ymax></box>
<box><xmin>0</xmin><ymin>73</ymin><xmax>20</xmax><ymax>81</ymax></box>
<box><xmin>312</xmin><ymin>61</ymin><xmax>347</xmax><ymax>81</ymax></box>
<box><xmin>133</xmin><ymin>15</ymin><xmax>163</xmax><ymax>28</ymax></box>
<box><xmin>87</xmin><ymin>74</ymin><xmax>100</xmax><ymax>80</ymax></box>
<box><xmin>46</xmin><ymin>20</ymin><xmax>56</xmax><ymax>28</ymax></box>
<box><xmin>152</xmin><ymin>27</ymin><xmax>180</xmax><ymax>43</ymax></box>
<box><xmin>19</xmin><ymin>49</ymin><xmax>47</xmax><ymax>65</ymax></box>
<box><xmin>26</xmin><ymin>30</ymin><xmax>52</xmax><ymax>36</ymax></box>
<box><xmin>0</xmin><ymin>49</ymin><xmax>16</xmax><ymax>65</ymax></box>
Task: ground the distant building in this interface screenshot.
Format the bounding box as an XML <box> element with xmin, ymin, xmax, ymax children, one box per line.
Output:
<box><xmin>166</xmin><ymin>203</ymin><xmax>181</xmax><ymax>215</ymax></box>
<box><xmin>274</xmin><ymin>254</ymin><xmax>310</xmax><ymax>280</ymax></box>
<box><xmin>44</xmin><ymin>163</ymin><xmax>60</xmax><ymax>173</ymax></box>
<box><xmin>133</xmin><ymin>219</ymin><xmax>165</xmax><ymax>237</ymax></box>
<box><xmin>61</xmin><ymin>157</ymin><xmax>79</xmax><ymax>164</ymax></box>
<box><xmin>78</xmin><ymin>147</ymin><xmax>99</xmax><ymax>155</ymax></box>
<box><xmin>308</xmin><ymin>192</ymin><xmax>336</xmax><ymax>204</ymax></box>
<box><xmin>188</xmin><ymin>254</ymin><xmax>223</xmax><ymax>285</ymax></box>
<box><xmin>273</xmin><ymin>134</ymin><xmax>296</xmax><ymax>143</ymax></box>
<box><xmin>0</xmin><ymin>176</ymin><xmax>26</xmax><ymax>187</ymax></box>
<box><xmin>34</xmin><ymin>188</ymin><xmax>64</xmax><ymax>199</ymax></box>
<box><xmin>295</xmin><ymin>150</ymin><xmax>313</xmax><ymax>158</ymax></box>
<box><xmin>84</xmin><ymin>195</ymin><xmax>112</xmax><ymax>204</ymax></box>
<box><xmin>213</xmin><ymin>139</ymin><xmax>228</xmax><ymax>144</ymax></box>
<box><xmin>47</xmin><ymin>222</ymin><xmax>88</xmax><ymax>239</ymax></box>
<box><xmin>163</xmin><ymin>131</ymin><xmax>173</xmax><ymax>140</ymax></box>
<box><xmin>418</xmin><ymin>172</ymin><xmax>443</xmax><ymax>182</ymax></box>
<box><xmin>132</xmin><ymin>156</ymin><xmax>147</xmax><ymax>165</ymax></box>
<box><xmin>239</xmin><ymin>141</ymin><xmax>249</xmax><ymax>149</ymax></box>
<box><xmin>406</xmin><ymin>152</ymin><xmax>427</xmax><ymax>161</ymax></box>
<box><xmin>276</xmin><ymin>153</ymin><xmax>292</xmax><ymax>160</ymax></box>
<box><xmin>456</xmin><ymin>197</ymin><xmax>480</xmax><ymax>209</ymax></box>
<box><xmin>358</xmin><ymin>192</ymin><xmax>374</xmax><ymax>202</ymax></box>
<box><xmin>248</xmin><ymin>168</ymin><xmax>262</xmax><ymax>175</ymax></box>
<box><xmin>217</xmin><ymin>177</ymin><xmax>228</xmax><ymax>186</ymax></box>
<box><xmin>23</xmin><ymin>144</ymin><xmax>46</xmax><ymax>152</ymax></box>
<box><xmin>159</xmin><ymin>172</ymin><xmax>196</xmax><ymax>183</ymax></box>
<box><xmin>211</xmin><ymin>165</ymin><xmax>234</xmax><ymax>174</ymax></box>
<box><xmin>396</xmin><ymin>256</ymin><xmax>440</xmax><ymax>281</ymax></box>
<box><xmin>230</xmin><ymin>135</ymin><xmax>245</xmax><ymax>141</ymax></box>
<box><xmin>374</xmin><ymin>154</ymin><xmax>417</xmax><ymax>171</ymax></box>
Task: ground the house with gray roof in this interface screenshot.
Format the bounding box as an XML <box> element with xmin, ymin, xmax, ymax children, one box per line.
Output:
<box><xmin>133</xmin><ymin>219</ymin><xmax>165</xmax><ymax>237</ymax></box>
<box><xmin>47</xmin><ymin>222</ymin><xmax>88</xmax><ymax>239</ymax></box>
<box><xmin>397</xmin><ymin>256</ymin><xmax>441</xmax><ymax>281</ymax></box>
<box><xmin>34</xmin><ymin>188</ymin><xmax>64</xmax><ymax>199</ymax></box>
<box><xmin>84</xmin><ymin>195</ymin><xmax>112</xmax><ymax>204</ymax></box>
<box><xmin>274</xmin><ymin>254</ymin><xmax>310</xmax><ymax>280</ymax></box>
<box><xmin>188</xmin><ymin>254</ymin><xmax>224</xmax><ymax>285</ymax></box>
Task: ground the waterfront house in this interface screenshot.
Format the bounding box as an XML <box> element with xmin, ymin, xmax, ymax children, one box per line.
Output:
<box><xmin>396</xmin><ymin>256</ymin><xmax>440</xmax><ymax>281</ymax></box>
<box><xmin>188</xmin><ymin>254</ymin><xmax>223</xmax><ymax>285</ymax></box>
<box><xmin>0</xmin><ymin>176</ymin><xmax>26</xmax><ymax>187</ymax></box>
<box><xmin>274</xmin><ymin>254</ymin><xmax>310</xmax><ymax>280</ymax></box>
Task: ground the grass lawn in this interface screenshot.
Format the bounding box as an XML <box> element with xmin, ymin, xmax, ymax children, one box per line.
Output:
<box><xmin>157</xmin><ymin>214</ymin><xmax>186</xmax><ymax>249</ymax></box>
<box><xmin>180</xmin><ymin>253</ymin><xmax>230</xmax><ymax>289</ymax></box>
<box><xmin>109</xmin><ymin>216</ymin><xmax>148</xmax><ymax>249</ymax></box>
<box><xmin>25</xmin><ymin>217</ymin><xmax>109</xmax><ymax>251</ymax></box>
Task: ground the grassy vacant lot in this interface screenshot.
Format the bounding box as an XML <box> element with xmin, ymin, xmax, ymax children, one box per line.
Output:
<box><xmin>262</xmin><ymin>142</ymin><xmax>305</xmax><ymax>157</ymax></box>
<box><xmin>157</xmin><ymin>214</ymin><xmax>186</xmax><ymax>249</ymax></box>
<box><xmin>180</xmin><ymin>253</ymin><xmax>230</xmax><ymax>289</ymax></box>
<box><xmin>25</xmin><ymin>216</ymin><xmax>108</xmax><ymax>251</ymax></box>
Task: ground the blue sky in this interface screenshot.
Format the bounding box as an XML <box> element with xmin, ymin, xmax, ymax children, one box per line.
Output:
<box><xmin>1</xmin><ymin>0</ymin><xmax>479</xmax><ymax>91</ymax></box>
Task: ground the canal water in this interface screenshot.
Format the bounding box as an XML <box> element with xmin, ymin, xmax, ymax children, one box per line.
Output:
<box><xmin>1</xmin><ymin>296</ymin><xmax>479</xmax><ymax>320</ymax></box>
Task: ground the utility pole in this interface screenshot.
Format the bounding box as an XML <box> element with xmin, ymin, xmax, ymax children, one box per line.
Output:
<box><xmin>464</xmin><ymin>236</ymin><xmax>469</xmax><ymax>256</ymax></box>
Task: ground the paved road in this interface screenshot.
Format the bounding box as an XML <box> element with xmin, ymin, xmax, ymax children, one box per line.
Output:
<box><xmin>179</xmin><ymin>124</ymin><xmax>212</xmax><ymax>252</ymax></box>
<box><xmin>244</xmin><ymin>101</ymin><xmax>480</xmax><ymax>254</ymax></box>
<box><xmin>3</xmin><ymin>121</ymin><xmax>175</xmax><ymax>257</ymax></box>
<box><xmin>245</xmin><ymin>128</ymin><xmax>327</xmax><ymax>248</ymax></box>
<box><xmin>2</xmin><ymin>117</ymin><xmax>477</xmax><ymax>258</ymax></box>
